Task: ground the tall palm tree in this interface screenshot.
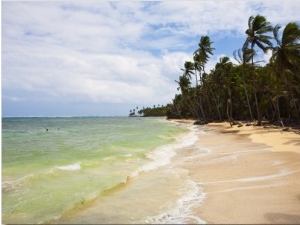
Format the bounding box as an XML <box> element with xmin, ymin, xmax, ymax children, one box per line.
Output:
<box><xmin>175</xmin><ymin>76</ymin><xmax>196</xmax><ymax>118</ymax></box>
<box><xmin>194</xmin><ymin>36</ymin><xmax>215</xmax><ymax>82</ymax></box>
<box><xmin>181</xmin><ymin>61</ymin><xmax>203</xmax><ymax>118</ymax></box>
<box><xmin>243</xmin><ymin>15</ymin><xmax>273</xmax><ymax>53</ymax></box>
<box><xmin>209</xmin><ymin>57</ymin><xmax>233</xmax><ymax>120</ymax></box>
<box><xmin>193</xmin><ymin>53</ymin><xmax>206</xmax><ymax>118</ymax></box>
<box><xmin>193</xmin><ymin>53</ymin><xmax>203</xmax><ymax>86</ymax></box>
<box><xmin>234</xmin><ymin>48</ymin><xmax>256</xmax><ymax>120</ymax></box>
<box><xmin>271</xmin><ymin>22</ymin><xmax>300</xmax><ymax>120</ymax></box>
<box><xmin>181</xmin><ymin>61</ymin><xmax>195</xmax><ymax>81</ymax></box>
<box><xmin>175</xmin><ymin>75</ymin><xmax>191</xmax><ymax>95</ymax></box>
<box><xmin>244</xmin><ymin>15</ymin><xmax>273</xmax><ymax>125</ymax></box>
<box><xmin>271</xmin><ymin>22</ymin><xmax>300</xmax><ymax>76</ymax></box>
<box><xmin>193</xmin><ymin>36</ymin><xmax>215</xmax><ymax>118</ymax></box>
<box><xmin>194</xmin><ymin>36</ymin><xmax>215</xmax><ymax>65</ymax></box>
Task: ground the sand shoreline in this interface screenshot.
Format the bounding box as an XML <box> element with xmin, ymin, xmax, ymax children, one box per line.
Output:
<box><xmin>51</xmin><ymin>119</ymin><xmax>300</xmax><ymax>224</ymax></box>
<box><xmin>170</xmin><ymin>119</ymin><xmax>300</xmax><ymax>224</ymax></box>
<box><xmin>170</xmin><ymin>119</ymin><xmax>300</xmax><ymax>152</ymax></box>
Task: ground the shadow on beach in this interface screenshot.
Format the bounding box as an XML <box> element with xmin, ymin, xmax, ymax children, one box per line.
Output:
<box><xmin>265</xmin><ymin>213</ymin><xmax>300</xmax><ymax>224</ymax></box>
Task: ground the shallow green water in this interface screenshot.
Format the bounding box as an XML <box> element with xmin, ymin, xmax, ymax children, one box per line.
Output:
<box><xmin>2</xmin><ymin>117</ymin><xmax>187</xmax><ymax>224</ymax></box>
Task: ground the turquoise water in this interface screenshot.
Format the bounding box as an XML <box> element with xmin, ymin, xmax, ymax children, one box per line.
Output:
<box><xmin>2</xmin><ymin>117</ymin><xmax>188</xmax><ymax>224</ymax></box>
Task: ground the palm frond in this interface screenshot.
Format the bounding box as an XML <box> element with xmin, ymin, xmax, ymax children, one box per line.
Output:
<box><xmin>273</xmin><ymin>24</ymin><xmax>282</xmax><ymax>47</ymax></box>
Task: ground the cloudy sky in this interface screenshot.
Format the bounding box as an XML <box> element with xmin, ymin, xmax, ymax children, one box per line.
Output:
<box><xmin>2</xmin><ymin>1</ymin><xmax>300</xmax><ymax>117</ymax></box>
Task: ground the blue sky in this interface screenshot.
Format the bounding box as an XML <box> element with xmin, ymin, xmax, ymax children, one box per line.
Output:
<box><xmin>2</xmin><ymin>1</ymin><xmax>300</xmax><ymax>117</ymax></box>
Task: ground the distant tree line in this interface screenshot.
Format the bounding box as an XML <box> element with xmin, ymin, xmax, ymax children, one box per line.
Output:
<box><xmin>129</xmin><ymin>104</ymin><xmax>167</xmax><ymax>117</ymax></box>
<box><xmin>166</xmin><ymin>15</ymin><xmax>300</xmax><ymax>127</ymax></box>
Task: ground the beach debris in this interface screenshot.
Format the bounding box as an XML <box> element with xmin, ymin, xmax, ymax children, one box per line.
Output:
<box><xmin>237</xmin><ymin>123</ymin><xmax>243</xmax><ymax>127</ymax></box>
<box><xmin>282</xmin><ymin>127</ymin><xmax>291</xmax><ymax>132</ymax></box>
<box><xmin>193</xmin><ymin>119</ymin><xmax>209</xmax><ymax>125</ymax></box>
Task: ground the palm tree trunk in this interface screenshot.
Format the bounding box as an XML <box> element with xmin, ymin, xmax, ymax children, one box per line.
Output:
<box><xmin>291</xmin><ymin>93</ymin><xmax>300</xmax><ymax>119</ymax></box>
<box><xmin>227</xmin><ymin>84</ymin><xmax>234</xmax><ymax>126</ymax></box>
<box><xmin>227</xmin><ymin>98</ymin><xmax>234</xmax><ymax>126</ymax></box>
<box><xmin>284</xmin><ymin>73</ymin><xmax>300</xmax><ymax>120</ymax></box>
<box><xmin>254</xmin><ymin>89</ymin><xmax>262</xmax><ymax>125</ymax></box>
<box><xmin>184</xmin><ymin>93</ymin><xmax>199</xmax><ymax>119</ymax></box>
<box><xmin>195</xmin><ymin>69</ymin><xmax>206</xmax><ymax>119</ymax></box>
<box><xmin>207</xmin><ymin>83</ymin><xmax>222</xmax><ymax>120</ymax></box>
<box><xmin>276</xmin><ymin>97</ymin><xmax>284</xmax><ymax>126</ymax></box>
<box><xmin>242</xmin><ymin>69</ymin><xmax>254</xmax><ymax>120</ymax></box>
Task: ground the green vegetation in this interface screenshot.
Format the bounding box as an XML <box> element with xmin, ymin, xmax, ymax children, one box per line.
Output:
<box><xmin>166</xmin><ymin>15</ymin><xmax>300</xmax><ymax>127</ymax></box>
<box><xmin>129</xmin><ymin>105</ymin><xmax>167</xmax><ymax>117</ymax></box>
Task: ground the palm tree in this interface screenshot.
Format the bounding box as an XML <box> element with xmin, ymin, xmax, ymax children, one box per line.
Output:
<box><xmin>244</xmin><ymin>15</ymin><xmax>273</xmax><ymax>125</ymax></box>
<box><xmin>234</xmin><ymin>48</ymin><xmax>256</xmax><ymax>120</ymax></box>
<box><xmin>193</xmin><ymin>36</ymin><xmax>215</xmax><ymax>118</ymax></box>
<box><xmin>194</xmin><ymin>36</ymin><xmax>215</xmax><ymax>66</ymax></box>
<box><xmin>244</xmin><ymin>15</ymin><xmax>273</xmax><ymax>53</ymax></box>
<box><xmin>175</xmin><ymin>75</ymin><xmax>191</xmax><ymax>95</ymax></box>
<box><xmin>181</xmin><ymin>60</ymin><xmax>203</xmax><ymax>118</ymax></box>
<box><xmin>215</xmin><ymin>57</ymin><xmax>234</xmax><ymax>122</ymax></box>
<box><xmin>194</xmin><ymin>36</ymin><xmax>215</xmax><ymax>81</ymax></box>
<box><xmin>175</xmin><ymin>76</ymin><xmax>196</xmax><ymax>118</ymax></box>
<box><xmin>271</xmin><ymin>22</ymin><xmax>300</xmax><ymax>120</ymax></box>
<box><xmin>181</xmin><ymin>61</ymin><xmax>195</xmax><ymax>81</ymax></box>
<box><xmin>271</xmin><ymin>22</ymin><xmax>300</xmax><ymax>76</ymax></box>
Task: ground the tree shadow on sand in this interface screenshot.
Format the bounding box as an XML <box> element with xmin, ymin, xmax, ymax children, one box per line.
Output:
<box><xmin>264</xmin><ymin>213</ymin><xmax>300</xmax><ymax>224</ymax></box>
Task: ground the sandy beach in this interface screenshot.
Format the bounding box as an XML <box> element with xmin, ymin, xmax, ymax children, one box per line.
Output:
<box><xmin>48</xmin><ymin>119</ymin><xmax>300</xmax><ymax>224</ymax></box>
<box><xmin>172</xmin><ymin>120</ymin><xmax>300</xmax><ymax>224</ymax></box>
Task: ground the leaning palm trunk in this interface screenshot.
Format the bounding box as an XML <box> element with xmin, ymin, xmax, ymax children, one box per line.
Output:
<box><xmin>272</xmin><ymin>95</ymin><xmax>284</xmax><ymax>126</ymax></box>
<box><xmin>285</xmin><ymin>74</ymin><xmax>300</xmax><ymax>120</ymax></box>
<box><xmin>254</xmin><ymin>88</ymin><xmax>262</xmax><ymax>125</ymax></box>
<box><xmin>197</xmin><ymin>90</ymin><xmax>206</xmax><ymax>118</ymax></box>
<box><xmin>189</xmin><ymin>105</ymin><xmax>199</xmax><ymax>118</ymax></box>
<box><xmin>251</xmin><ymin>51</ymin><xmax>261</xmax><ymax>125</ymax></box>
<box><xmin>207</xmin><ymin>83</ymin><xmax>222</xmax><ymax>120</ymax></box>
<box><xmin>184</xmin><ymin>94</ymin><xmax>199</xmax><ymax>118</ymax></box>
<box><xmin>227</xmin><ymin>98</ymin><xmax>234</xmax><ymax>126</ymax></box>
<box><xmin>195</xmin><ymin>69</ymin><xmax>206</xmax><ymax>119</ymax></box>
<box><xmin>290</xmin><ymin>94</ymin><xmax>300</xmax><ymax>119</ymax></box>
<box><xmin>227</xmin><ymin>84</ymin><xmax>234</xmax><ymax>126</ymax></box>
<box><xmin>242</xmin><ymin>69</ymin><xmax>254</xmax><ymax>120</ymax></box>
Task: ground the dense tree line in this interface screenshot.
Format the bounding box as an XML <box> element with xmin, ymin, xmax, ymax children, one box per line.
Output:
<box><xmin>166</xmin><ymin>15</ymin><xmax>300</xmax><ymax>127</ymax></box>
<box><xmin>129</xmin><ymin>105</ymin><xmax>167</xmax><ymax>117</ymax></box>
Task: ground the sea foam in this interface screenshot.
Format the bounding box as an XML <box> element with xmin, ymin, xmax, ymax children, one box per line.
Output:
<box><xmin>145</xmin><ymin>179</ymin><xmax>206</xmax><ymax>224</ymax></box>
<box><xmin>56</xmin><ymin>163</ymin><xmax>81</xmax><ymax>171</ymax></box>
<box><xmin>131</xmin><ymin>125</ymin><xmax>199</xmax><ymax>177</ymax></box>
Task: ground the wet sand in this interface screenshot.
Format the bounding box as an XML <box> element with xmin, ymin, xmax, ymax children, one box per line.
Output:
<box><xmin>172</xmin><ymin>121</ymin><xmax>300</xmax><ymax>224</ymax></box>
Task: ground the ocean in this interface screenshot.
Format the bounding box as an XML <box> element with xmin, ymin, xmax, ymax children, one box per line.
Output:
<box><xmin>2</xmin><ymin>117</ymin><xmax>205</xmax><ymax>224</ymax></box>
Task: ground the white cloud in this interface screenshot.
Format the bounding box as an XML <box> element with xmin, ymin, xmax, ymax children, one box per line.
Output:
<box><xmin>2</xmin><ymin>95</ymin><xmax>24</xmax><ymax>102</ymax></box>
<box><xmin>2</xmin><ymin>1</ymin><xmax>300</xmax><ymax>116</ymax></box>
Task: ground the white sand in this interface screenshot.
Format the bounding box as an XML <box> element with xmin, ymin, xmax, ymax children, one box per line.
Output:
<box><xmin>171</xmin><ymin>120</ymin><xmax>300</xmax><ymax>224</ymax></box>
